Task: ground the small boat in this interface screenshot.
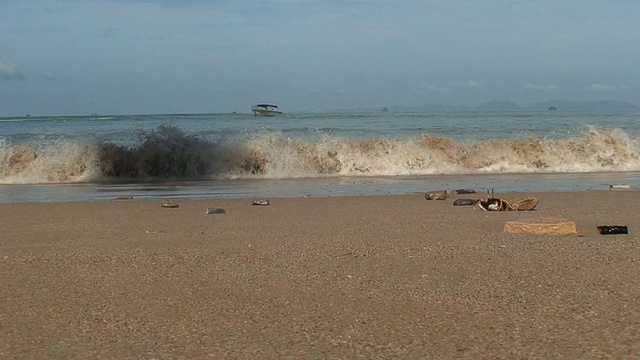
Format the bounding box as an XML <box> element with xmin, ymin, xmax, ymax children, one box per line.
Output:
<box><xmin>251</xmin><ymin>104</ymin><xmax>282</xmax><ymax>116</ymax></box>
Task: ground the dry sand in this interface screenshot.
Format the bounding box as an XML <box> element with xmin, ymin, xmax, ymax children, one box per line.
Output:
<box><xmin>1</xmin><ymin>191</ymin><xmax>639</xmax><ymax>359</ymax></box>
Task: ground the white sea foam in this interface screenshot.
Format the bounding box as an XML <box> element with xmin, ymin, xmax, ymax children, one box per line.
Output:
<box><xmin>228</xmin><ymin>127</ymin><xmax>640</xmax><ymax>178</ymax></box>
<box><xmin>1</xmin><ymin>125</ymin><xmax>639</xmax><ymax>184</ymax></box>
<box><xmin>0</xmin><ymin>141</ymin><xmax>99</xmax><ymax>184</ymax></box>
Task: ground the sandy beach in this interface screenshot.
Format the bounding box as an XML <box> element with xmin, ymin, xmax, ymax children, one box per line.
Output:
<box><xmin>1</xmin><ymin>190</ymin><xmax>639</xmax><ymax>359</ymax></box>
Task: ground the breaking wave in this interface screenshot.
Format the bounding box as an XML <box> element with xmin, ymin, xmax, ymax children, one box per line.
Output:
<box><xmin>2</xmin><ymin>124</ymin><xmax>640</xmax><ymax>184</ymax></box>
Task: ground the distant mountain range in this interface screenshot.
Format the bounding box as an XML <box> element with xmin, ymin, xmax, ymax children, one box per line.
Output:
<box><xmin>377</xmin><ymin>100</ymin><xmax>640</xmax><ymax>113</ymax></box>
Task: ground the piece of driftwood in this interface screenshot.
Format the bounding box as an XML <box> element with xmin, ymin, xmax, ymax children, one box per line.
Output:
<box><xmin>609</xmin><ymin>184</ymin><xmax>631</xmax><ymax>189</ymax></box>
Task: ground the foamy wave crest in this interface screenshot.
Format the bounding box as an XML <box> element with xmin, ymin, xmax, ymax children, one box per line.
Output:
<box><xmin>98</xmin><ymin>124</ymin><xmax>224</xmax><ymax>178</ymax></box>
<box><xmin>0</xmin><ymin>124</ymin><xmax>266</xmax><ymax>184</ymax></box>
<box><xmin>450</xmin><ymin>127</ymin><xmax>640</xmax><ymax>173</ymax></box>
<box><xmin>96</xmin><ymin>124</ymin><xmax>271</xmax><ymax>180</ymax></box>
<box><xmin>229</xmin><ymin>127</ymin><xmax>640</xmax><ymax>178</ymax></box>
<box><xmin>0</xmin><ymin>140</ymin><xmax>98</xmax><ymax>184</ymax></box>
<box><xmin>2</xmin><ymin>125</ymin><xmax>640</xmax><ymax>184</ymax></box>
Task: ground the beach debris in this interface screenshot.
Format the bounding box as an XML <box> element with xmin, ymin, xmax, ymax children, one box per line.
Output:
<box><xmin>424</xmin><ymin>190</ymin><xmax>447</xmax><ymax>200</ymax></box>
<box><xmin>609</xmin><ymin>184</ymin><xmax>631</xmax><ymax>189</ymax></box>
<box><xmin>451</xmin><ymin>189</ymin><xmax>476</xmax><ymax>195</ymax></box>
<box><xmin>597</xmin><ymin>225</ymin><xmax>628</xmax><ymax>235</ymax></box>
<box><xmin>475</xmin><ymin>197</ymin><xmax>508</xmax><ymax>211</ymax></box>
<box><xmin>161</xmin><ymin>200</ymin><xmax>179</xmax><ymax>208</ymax></box>
<box><xmin>252</xmin><ymin>199</ymin><xmax>270</xmax><ymax>206</ymax></box>
<box><xmin>145</xmin><ymin>230</ymin><xmax>167</xmax><ymax>234</ymax></box>
<box><xmin>512</xmin><ymin>197</ymin><xmax>539</xmax><ymax>211</ymax></box>
<box><xmin>504</xmin><ymin>218</ymin><xmax>577</xmax><ymax>236</ymax></box>
<box><xmin>205</xmin><ymin>207</ymin><xmax>226</xmax><ymax>214</ymax></box>
<box><xmin>453</xmin><ymin>198</ymin><xmax>477</xmax><ymax>206</ymax></box>
<box><xmin>116</xmin><ymin>195</ymin><xmax>134</xmax><ymax>200</ymax></box>
<box><xmin>475</xmin><ymin>197</ymin><xmax>539</xmax><ymax>211</ymax></box>
<box><xmin>473</xmin><ymin>190</ymin><xmax>538</xmax><ymax>211</ymax></box>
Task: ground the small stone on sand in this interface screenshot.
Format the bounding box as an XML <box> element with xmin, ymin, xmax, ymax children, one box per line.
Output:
<box><xmin>205</xmin><ymin>208</ymin><xmax>226</xmax><ymax>214</ymax></box>
<box><xmin>425</xmin><ymin>190</ymin><xmax>447</xmax><ymax>200</ymax></box>
<box><xmin>453</xmin><ymin>198</ymin><xmax>477</xmax><ymax>206</ymax></box>
<box><xmin>162</xmin><ymin>200</ymin><xmax>179</xmax><ymax>208</ymax></box>
<box><xmin>451</xmin><ymin>189</ymin><xmax>476</xmax><ymax>195</ymax></box>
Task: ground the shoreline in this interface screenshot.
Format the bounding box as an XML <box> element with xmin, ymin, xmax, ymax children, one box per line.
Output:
<box><xmin>2</xmin><ymin>191</ymin><xmax>639</xmax><ymax>358</ymax></box>
<box><xmin>2</xmin><ymin>170</ymin><xmax>639</xmax><ymax>204</ymax></box>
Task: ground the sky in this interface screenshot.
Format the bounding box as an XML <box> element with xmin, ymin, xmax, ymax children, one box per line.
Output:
<box><xmin>1</xmin><ymin>0</ymin><xmax>638</xmax><ymax>116</ymax></box>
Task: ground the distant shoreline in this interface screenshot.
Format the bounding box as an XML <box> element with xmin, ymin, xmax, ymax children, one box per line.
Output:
<box><xmin>1</xmin><ymin>99</ymin><xmax>639</xmax><ymax>118</ymax></box>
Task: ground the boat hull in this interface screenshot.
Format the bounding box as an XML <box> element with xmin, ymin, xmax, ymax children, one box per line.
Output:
<box><xmin>251</xmin><ymin>104</ymin><xmax>282</xmax><ymax>116</ymax></box>
<box><xmin>252</xmin><ymin>109</ymin><xmax>282</xmax><ymax>116</ymax></box>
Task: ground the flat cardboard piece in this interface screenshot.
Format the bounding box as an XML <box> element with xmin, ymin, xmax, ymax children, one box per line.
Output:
<box><xmin>504</xmin><ymin>218</ymin><xmax>576</xmax><ymax>236</ymax></box>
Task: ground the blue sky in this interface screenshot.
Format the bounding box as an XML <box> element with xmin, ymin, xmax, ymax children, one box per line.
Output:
<box><xmin>1</xmin><ymin>0</ymin><xmax>638</xmax><ymax>116</ymax></box>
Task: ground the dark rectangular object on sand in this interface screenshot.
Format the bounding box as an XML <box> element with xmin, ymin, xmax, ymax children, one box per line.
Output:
<box><xmin>597</xmin><ymin>226</ymin><xmax>628</xmax><ymax>235</ymax></box>
<box><xmin>206</xmin><ymin>208</ymin><xmax>226</xmax><ymax>214</ymax></box>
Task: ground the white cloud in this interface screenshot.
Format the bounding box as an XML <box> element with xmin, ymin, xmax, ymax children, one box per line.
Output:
<box><xmin>466</xmin><ymin>80</ymin><xmax>482</xmax><ymax>89</ymax></box>
<box><xmin>0</xmin><ymin>63</ymin><xmax>25</xmax><ymax>81</ymax></box>
<box><xmin>588</xmin><ymin>83</ymin><xmax>620</xmax><ymax>92</ymax></box>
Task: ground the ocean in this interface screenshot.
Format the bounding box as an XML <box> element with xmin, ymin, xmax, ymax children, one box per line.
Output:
<box><xmin>1</xmin><ymin>110</ymin><xmax>639</xmax><ymax>203</ymax></box>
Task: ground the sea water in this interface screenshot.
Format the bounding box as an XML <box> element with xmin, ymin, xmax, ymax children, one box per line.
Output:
<box><xmin>1</xmin><ymin>111</ymin><xmax>639</xmax><ymax>203</ymax></box>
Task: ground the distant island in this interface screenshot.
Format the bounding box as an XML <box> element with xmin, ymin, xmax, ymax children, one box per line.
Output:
<box><xmin>363</xmin><ymin>100</ymin><xmax>639</xmax><ymax>113</ymax></box>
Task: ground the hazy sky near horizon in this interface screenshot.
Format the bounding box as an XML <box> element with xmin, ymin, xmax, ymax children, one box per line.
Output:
<box><xmin>1</xmin><ymin>0</ymin><xmax>638</xmax><ymax>116</ymax></box>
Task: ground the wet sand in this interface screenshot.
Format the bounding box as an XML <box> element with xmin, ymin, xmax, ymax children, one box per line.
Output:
<box><xmin>1</xmin><ymin>191</ymin><xmax>639</xmax><ymax>359</ymax></box>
